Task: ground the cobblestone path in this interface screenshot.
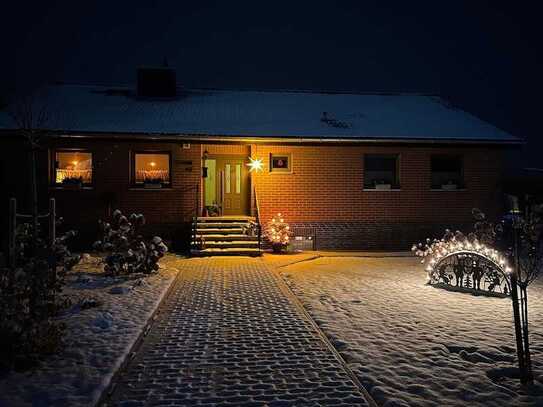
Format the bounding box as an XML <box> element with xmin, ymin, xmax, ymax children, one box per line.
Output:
<box><xmin>107</xmin><ymin>257</ymin><xmax>370</xmax><ymax>406</ymax></box>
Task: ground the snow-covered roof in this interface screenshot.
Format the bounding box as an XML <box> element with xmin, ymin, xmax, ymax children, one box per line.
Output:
<box><xmin>0</xmin><ymin>84</ymin><xmax>517</xmax><ymax>143</ymax></box>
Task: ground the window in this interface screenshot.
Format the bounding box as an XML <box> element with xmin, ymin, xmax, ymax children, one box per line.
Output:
<box><xmin>133</xmin><ymin>152</ymin><xmax>171</xmax><ymax>187</ymax></box>
<box><xmin>270</xmin><ymin>153</ymin><xmax>291</xmax><ymax>173</ymax></box>
<box><xmin>431</xmin><ymin>155</ymin><xmax>464</xmax><ymax>189</ymax></box>
<box><xmin>54</xmin><ymin>150</ymin><xmax>93</xmax><ymax>185</ymax></box>
<box><xmin>364</xmin><ymin>154</ymin><xmax>399</xmax><ymax>189</ymax></box>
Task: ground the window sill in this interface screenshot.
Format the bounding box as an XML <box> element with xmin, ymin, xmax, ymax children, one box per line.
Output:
<box><xmin>430</xmin><ymin>188</ymin><xmax>467</xmax><ymax>191</ymax></box>
<box><xmin>50</xmin><ymin>185</ymin><xmax>94</xmax><ymax>191</ymax></box>
<box><xmin>129</xmin><ymin>186</ymin><xmax>173</xmax><ymax>191</ymax></box>
<box><xmin>363</xmin><ymin>188</ymin><xmax>402</xmax><ymax>191</ymax></box>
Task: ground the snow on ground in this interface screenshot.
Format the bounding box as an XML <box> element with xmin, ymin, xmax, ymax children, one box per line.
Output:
<box><xmin>280</xmin><ymin>256</ymin><xmax>543</xmax><ymax>407</ymax></box>
<box><xmin>0</xmin><ymin>254</ymin><xmax>180</xmax><ymax>407</ymax></box>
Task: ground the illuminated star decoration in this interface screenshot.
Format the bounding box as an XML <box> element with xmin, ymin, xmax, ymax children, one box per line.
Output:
<box><xmin>247</xmin><ymin>157</ymin><xmax>263</xmax><ymax>172</ymax></box>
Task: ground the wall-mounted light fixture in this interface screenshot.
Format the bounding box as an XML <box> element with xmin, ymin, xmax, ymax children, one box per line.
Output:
<box><xmin>247</xmin><ymin>156</ymin><xmax>263</xmax><ymax>172</ymax></box>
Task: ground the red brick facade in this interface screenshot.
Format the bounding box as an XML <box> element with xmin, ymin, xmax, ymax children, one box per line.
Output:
<box><xmin>249</xmin><ymin>144</ymin><xmax>504</xmax><ymax>249</ymax></box>
<box><xmin>0</xmin><ymin>137</ymin><xmax>506</xmax><ymax>251</ymax></box>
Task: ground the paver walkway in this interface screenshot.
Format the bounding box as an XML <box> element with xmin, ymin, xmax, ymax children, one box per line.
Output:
<box><xmin>107</xmin><ymin>256</ymin><xmax>370</xmax><ymax>406</ymax></box>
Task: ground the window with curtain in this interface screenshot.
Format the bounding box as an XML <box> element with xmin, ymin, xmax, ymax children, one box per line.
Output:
<box><xmin>133</xmin><ymin>152</ymin><xmax>171</xmax><ymax>186</ymax></box>
<box><xmin>54</xmin><ymin>150</ymin><xmax>93</xmax><ymax>185</ymax></box>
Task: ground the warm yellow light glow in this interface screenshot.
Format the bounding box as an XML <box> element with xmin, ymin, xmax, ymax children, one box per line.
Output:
<box><xmin>247</xmin><ymin>157</ymin><xmax>263</xmax><ymax>172</ymax></box>
<box><xmin>150</xmin><ymin>162</ymin><xmax>156</xmax><ymax>167</ymax></box>
<box><xmin>72</xmin><ymin>161</ymin><xmax>78</xmax><ymax>166</ymax></box>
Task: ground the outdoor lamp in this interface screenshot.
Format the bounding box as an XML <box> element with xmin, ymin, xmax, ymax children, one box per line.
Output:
<box><xmin>247</xmin><ymin>157</ymin><xmax>263</xmax><ymax>172</ymax></box>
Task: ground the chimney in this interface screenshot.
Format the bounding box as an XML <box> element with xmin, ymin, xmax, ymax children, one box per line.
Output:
<box><xmin>137</xmin><ymin>66</ymin><xmax>177</xmax><ymax>98</ymax></box>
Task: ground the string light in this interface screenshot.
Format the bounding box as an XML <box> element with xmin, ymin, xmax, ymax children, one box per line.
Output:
<box><xmin>265</xmin><ymin>213</ymin><xmax>291</xmax><ymax>251</ymax></box>
<box><xmin>414</xmin><ymin>237</ymin><xmax>512</xmax><ymax>290</ymax></box>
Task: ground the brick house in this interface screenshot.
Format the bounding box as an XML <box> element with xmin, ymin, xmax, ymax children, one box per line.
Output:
<box><xmin>0</xmin><ymin>69</ymin><xmax>519</xmax><ymax>254</ymax></box>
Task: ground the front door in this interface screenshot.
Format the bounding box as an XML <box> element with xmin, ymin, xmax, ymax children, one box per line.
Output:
<box><xmin>206</xmin><ymin>156</ymin><xmax>249</xmax><ymax>216</ymax></box>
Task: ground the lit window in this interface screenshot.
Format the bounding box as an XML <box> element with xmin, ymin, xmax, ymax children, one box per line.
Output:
<box><xmin>364</xmin><ymin>154</ymin><xmax>399</xmax><ymax>189</ymax></box>
<box><xmin>133</xmin><ymin>152</ymin><xmax>171</xmax><ymax>186</ymax></box>
<box><xmin>55</xmin><ymin>151</ymin><xmax>93</xmax><ymax>185</ymax></box>
<box><xmin>270</xmin><ymin>154</ymin><xmax>291</xmax><ymax>173</ymax></box>
<box><xmin>431</xmin><ymin>155</ymin><xmax>464</xmax><ymax>189</ymax></box>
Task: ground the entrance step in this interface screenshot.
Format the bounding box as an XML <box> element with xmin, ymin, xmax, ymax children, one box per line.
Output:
<box><xmin>194</xmin><ymin>234</ymin><xmax>257</xmax><ymax>241</ymax></box>
<box><xmin>197</xmin><ymin>216</ymin><xmax>256</xmax><ymax>222</ymax></box>
<box><xmin>196</xmin><ymin>228</ymin><xmax>245</xmax><ymax>234</ymax></box>
<box><xmin>190</xmin><ymin>247</ymin><xmax>262</xmax><ymax>257</ymax></box>
<box><xmin>193</xmin><ymin>240</ymin><xmax>260</xmax><ymax>249</ymax></box>
<box><xmin>191</xmin><ymin>216</ymin><xmax>261</xmax><ymax>257</ymax></box>
<box><xmin>196</xmin><ymin>222</ymin><xmax>249</xmax><ymax>228</ymax></box>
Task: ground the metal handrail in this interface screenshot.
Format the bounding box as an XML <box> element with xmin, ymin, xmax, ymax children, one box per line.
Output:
<box><xmin>191</xmin><ymin>183</ymin><xmax>200</xmax><ymax>253</ymax></box>
<box><xmin>253</xmin><ymin>184</ymin><xmax>262</xmax><ymax>252</ymax></box>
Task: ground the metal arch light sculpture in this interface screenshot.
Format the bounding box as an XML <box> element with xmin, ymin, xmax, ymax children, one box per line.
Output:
<box><xmin>247</xmin><ymin>156</ymin><xmax>263</xmax><ymax>172</ymax></box>
<box><xmin>416</xmin><ymin>238</ymin><xmax>512</xmax><ymax>296</ymax></box>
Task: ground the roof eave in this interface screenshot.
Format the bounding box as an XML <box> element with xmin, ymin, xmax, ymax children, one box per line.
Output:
<box><xmin>0</xmin><ymin>128</ymin><xmax>522</xmax><ymax>145</ymax></box>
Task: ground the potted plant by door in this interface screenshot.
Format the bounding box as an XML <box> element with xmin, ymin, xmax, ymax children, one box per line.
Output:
<box><xmin>205</xmin><ymin>203</ymin><xmax>221</xmax><ymax>217</ymax></box>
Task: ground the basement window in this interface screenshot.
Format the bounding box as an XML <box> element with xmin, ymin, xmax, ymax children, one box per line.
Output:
<box><xmin>133</xmin><ymin>152</ymin><xmax>171</xmax><ymax>188</ymax></box>
<box><xmin>270</xmin><ymin>153</ymin><xmax>292</xmax><ymax>173</ymax></box>
<box><xmin>54</xmin><ymin>150</ymin><xmax>93</xmax><ymax>186</ymax></box>
<box><xmin>431</xmin><ymin>155</ymin><xmax>464</xmax><ymax>190</ymax></box>
<box><xmin>364</xmin><ymin>154</ymin><xmax>400</xmax><ymax>189</ymax></box>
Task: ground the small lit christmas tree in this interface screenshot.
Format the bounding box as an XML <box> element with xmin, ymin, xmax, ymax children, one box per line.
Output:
<box><xmin>265</xmin><ymin>213</ymin><xmax>291</xmax><ymax>253</ymax></box>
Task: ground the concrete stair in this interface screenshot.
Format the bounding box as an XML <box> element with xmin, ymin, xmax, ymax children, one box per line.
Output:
<box><xmin>191</xmin><ymin>216</ymin><xmax>262</xmax><ymax>257</ymax></box>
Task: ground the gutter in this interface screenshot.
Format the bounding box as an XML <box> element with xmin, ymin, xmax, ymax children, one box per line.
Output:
<box><xmin>0</xmin><ymin>129</ymin><xmax>523</xmax><ymax>146</ymax></box>
<box><xmin>62</xmin><ymin>134</ymin><xmax>524</xmax><ymax>146</ymax></box>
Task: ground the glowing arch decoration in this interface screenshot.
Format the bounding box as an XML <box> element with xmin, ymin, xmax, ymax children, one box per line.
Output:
<box><xmin>414</xmin><ymin>235</ymin><xmax>512</xmax><ymax>296</ymax></box>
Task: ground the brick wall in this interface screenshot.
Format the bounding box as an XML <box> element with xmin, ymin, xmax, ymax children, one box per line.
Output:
<box><xmin>46</xmin><ymin>139</ymin><xmax>201</xmax><ymax>219</ymax></box>
<box><xmin>33</xmin><ymin>139</ymin><xmax>202</xmax><ymax>249</ymax></box>
<box><xmin>1</xmin><ymin>137</ymin><xmax>506</xmax><ymax>252</ymax></box>
<box><xmin>250</xmin><ymin>144</ymin><xmax>504</xmax><ymax>249</ymax></box>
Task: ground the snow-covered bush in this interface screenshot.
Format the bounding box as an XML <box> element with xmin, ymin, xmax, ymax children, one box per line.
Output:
<box><xmin>0</xmin><ymin>219</ymin><xmax>79</xmax><ymax>370</ymax></box>
<box><xmin>93</xmin><ymin>210</ymin><xmax>168</xmax><ymax>276</ymax></box>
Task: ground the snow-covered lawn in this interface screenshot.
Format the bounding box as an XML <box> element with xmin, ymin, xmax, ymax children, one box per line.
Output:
<box><xmin>280</xmin><ymin>256</ymin><xmax>543</xmax><ymax>407</ymax></box>
<box><xmin>0</xmin><ymin>253</ymin><xmax>180</xmax><ymax>407</ymax></box>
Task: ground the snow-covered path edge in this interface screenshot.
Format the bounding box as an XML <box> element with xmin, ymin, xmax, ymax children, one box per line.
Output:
<box><xmin>0</xmin><ymin>255</ymin><xmax>181</xmax><ymax>407</ymax></box>
<box><xmin>269</xmin><ymin>265</ymin><xmax>379</xmax><ymax>407</ymax></box>
<box><xmin>278</xmin><ymin>255</ymin><xmax>543</xmax><ymax>407</ymax></box>
<box><xmin>93</xmin><ymin>264</ymin><xmax>181</xmax><ymax>406</ymax></box>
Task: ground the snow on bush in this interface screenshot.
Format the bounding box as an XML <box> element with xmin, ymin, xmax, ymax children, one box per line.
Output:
<box><xmin>0</xmin><ymin>219</ymin><xmax>79</xmax><ymax>370</ymax></box>
<box><xmin>93</xmin><ymin>210</ymin><xmax>168</xmax><ymax>276</ymax></box>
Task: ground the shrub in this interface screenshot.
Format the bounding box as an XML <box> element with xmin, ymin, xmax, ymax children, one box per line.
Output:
<box><xmin>264</xmin><ymin>213</ymin><xmax>291</xmax><ymax>253</ymax></box>
<box><xmin>0</xmin><ymin>219</ymin><xmax>78</xmax><ymax>370</ymax></box>
<box><xmin>93</xmin><ymin>210</ymin><xmax>168</xmax><ymax>276</ymax></box>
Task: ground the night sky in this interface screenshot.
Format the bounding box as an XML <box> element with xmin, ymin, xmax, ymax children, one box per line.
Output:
<box><xmin>2</xmin><ymin>1</ymin><xmax>538</xmax><ymax>167</ymax></box>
